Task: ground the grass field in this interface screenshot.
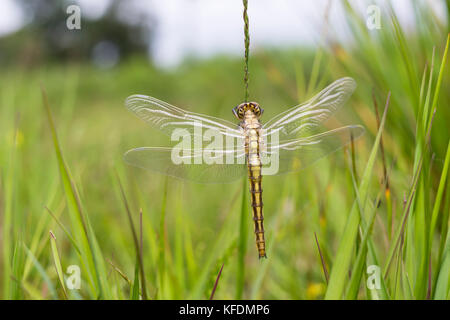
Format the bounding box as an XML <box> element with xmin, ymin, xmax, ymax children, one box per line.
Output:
<box><xmin>0</xmin><ymin>1</ymin><xmax>449</xmax><ymax>299</ymax></box>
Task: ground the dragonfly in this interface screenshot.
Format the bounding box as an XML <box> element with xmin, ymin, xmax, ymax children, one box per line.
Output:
<box><xmin>124</xmin><ymin>77</ymin><xmax>364</xmax><ymax>259</ymax></box>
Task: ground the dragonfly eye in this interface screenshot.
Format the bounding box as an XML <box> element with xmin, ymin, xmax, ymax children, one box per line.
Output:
<box><xmin>253</xmin><ymin>104</ymin><xmax>263</xmax><ymax>117</ymax></box>
<box><xmin>232</xmin><ymin>105</ymin><xmax>245</xmax><ymax>119</ymax></box>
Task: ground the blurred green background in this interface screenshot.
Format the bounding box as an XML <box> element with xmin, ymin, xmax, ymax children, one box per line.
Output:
<box><xmin>0</xmin><ymin>0</ymin><xmax>449</xmax><ymax>300</ymax></box>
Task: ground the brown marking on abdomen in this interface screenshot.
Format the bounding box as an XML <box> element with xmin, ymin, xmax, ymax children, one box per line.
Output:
<box><xmin>248</xmin><ymin>163</ymin><xmax>266</xmax><ymax>259</ymax></box>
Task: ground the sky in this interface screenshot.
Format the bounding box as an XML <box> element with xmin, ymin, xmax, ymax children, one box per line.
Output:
<box><xmin>0</xmin><ymin>0</ymin><xmax>446</xmax><ymax>67</ymax></box>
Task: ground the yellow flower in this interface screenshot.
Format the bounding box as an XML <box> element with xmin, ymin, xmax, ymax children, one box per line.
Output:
<box><xmin>306</xmin><ymin>282</ymin><xmax>325</xmax><ymax>300</ymax></box>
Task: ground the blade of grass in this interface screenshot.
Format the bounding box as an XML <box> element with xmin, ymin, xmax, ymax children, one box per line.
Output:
<box><xmin>314</xmin><ymin>232</ymin><xmax>329</xmax><ymax>284</ymax></box>
<box><xmin>427</xmin><ymin>33</ymin><xmax>450</xmax><ymax>275</ymax></box>
<box><xmin>157</xmin><ymin>177</ymin><xmax>168</xmax><ymax>299</ymax></box>
<box><xmin>174</xmin><ymin>183</ymin><xmax>186</xmax><ymax>298</ymax></box>
<box><xmin>345</xmin><ymin>149</ymin><xmax>392</xmax><ymax>300</ymax></box>
<box><xmin>236</xmin><ymin>177</ymin><xmax>248</xmax><ymax>299</ymax></box>
<box><xmin>427</xmin><ymin>33</ymin><xmax>449</xmax><ymax>131</ymax></box>
<box><xmin>390</xmin><ymin>6</ymin><xmax>419</xmax><ymax>99</ymax></box>
<box><xmin>434</xmin><ymin>236</ymin><xmax>450</xmax><ymax>299</ymax></box>
<box><xmin>107</xmin><ymin>259</ymin><xmax>132</xmax><ymax>287</ymax></box>
<box><xmin>22</xmin><ymin>244</ymin><xmax>57</xmax><ymax>300</ymax></box>
<box><xmin>46</xmin><ymin>207</ymin><xmax>81</xmax><ymax>254</ymax></box>
<box><xmin>413</xmin><ymin>47</ymin><xmax>439</xmax><ymax>299</ymax></box>
<box><xmin>325</xmin><ymin>92</ymin><xmax>390</xmax><ymax>299</ymax></box>
<box><xmin>41</xmin><ymin>85</ymin><xmax>111</xmax><ymax>299</ymax></box>
<box><xmin>430</xmin><ymin>140</ymin><xmax>450</xmax><ymax>294</ymax></box>
<box><xmin>437</xmin><ymin>177</ymin><xmax>450</xmax><ymax>266</ymax></box>
<box><xmin>345</xmin><ymin>187</ymin><xmax>383</xmax><ymax>299</ymax></box>
<box><xmin>209</xmin><ymin>263</ymin><xmax>224</xmax><ymax>300</ymax></box>
<box><xmin>11</xmin><ymin>238</ymin><xmax>26</xmax><ymax>299</ymax></box>
<box><xmin>2</xmin><ymin>112</ymin><xmax>19</xmax><ymax>299</ymax></box>
<box><xmin>22</xmin><ymin>181</ymin><xmax>58</xmax><ymax>281</ymax></box>
<box><xmin>130</xmin><ymin>258</ymin><xmax>140</xmax><ymax>300</ymax></box>
<box><xmin>115</xmin><ymin>172</ymin><xmax>148</xmax><ymax>300</ymax></box>
<box><xmin>385</xmin><ymin>101</ymin><xmax>436</xmax><ymax>283</ymax></box>
<box><xmin>49</xmin><ymin>231</ymin><xmax>68</xmax><ymax>299</ymax></box>
<box><xmin>372</xmin><ymin>90</ymin><xmax>392</xmax><ymax>238</ymax></box>
<box><xmin>429</xmin><ymin>140</ymin><xmax>450</xmax><ymax>256</ymax></box>
<box><xmin>401</xmin><ymin>255</ymin><xmax>415</xmax><ymax>299</ymax></box>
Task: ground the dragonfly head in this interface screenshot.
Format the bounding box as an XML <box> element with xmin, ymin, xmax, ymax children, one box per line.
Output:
<box><xmin>233</xmin><ymin>102</ymin><xmax>264</xmax><ymax>120</ymax></box>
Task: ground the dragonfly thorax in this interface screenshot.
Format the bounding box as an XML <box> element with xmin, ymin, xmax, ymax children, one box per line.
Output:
<box><xmin>232</xmin><ymin>102</ymin><xmax>264</xmax><ymax>120</ymax></box>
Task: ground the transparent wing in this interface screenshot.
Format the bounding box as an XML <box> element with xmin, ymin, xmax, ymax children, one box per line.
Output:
<box><xmin>262</xmin><ymin>77</ymin><xmax>357</xmax><ymax>140</ymax></box>
<box><xmin>124</xmin><ymin>147</ymin><xmax>247</xmax><ymax>183</ymax></box>
<box><xmin>125</xmin><ymin>95</ymin><xmax>242</xmax><ymax>138</ymax></box>
<box><xmin>261</xmin><ymin>125</ymin><xmax>364</xmax><ymax>175</ymax></box>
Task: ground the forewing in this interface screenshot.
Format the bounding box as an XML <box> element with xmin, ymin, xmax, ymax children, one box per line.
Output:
<box><xmin>262</xmin><ymin>77</ymin><xmax>357</xmax><ymax>140</ymax></box>
<box><xmin>125</xmin><ymin>95</ymin><xmax>242</xmax><ymax>138</ymax></box>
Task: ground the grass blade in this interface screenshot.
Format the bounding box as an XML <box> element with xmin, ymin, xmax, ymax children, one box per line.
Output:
<box><xmin>434</xmin><ymin>237</ymin><xmax>450</xmax><ymax>299</ymax></box>
<box><xmin>115</xmin><ymin>172</ymin><xmax>148</xmax><ymax>300</ymax></box>
<box><xmin>49</xmin><ymin>231</ymin><xmax>68</xmax><ymax>299</ymax></box>
<box><xmin>209</xmin><ymin>263</ymin><xmax>224</xmax><ymax>300</ymax></box>
<box><xmin>314</xmin><ymin>232</ymin><xmax>329</xmax><ymax>284</ymax></box>
<box><xmin>130</xmin><ymin>258</ymin><xmax>140</xmax><ymax>300</ymax></box>
<box><xmin>22</xmin><ymin>244</ymin><xmax>57</xmax><ymax>300</ymax></box>
<box><xmin>345</xmin><ymin>189</ymin><xmax>383</xmax><ymax>299</ymax></box>
<box><xmin>41</xmin><ymin>85</ymin><xmax>111</xmax><ymax>299</ymax></box>
<box><xmin>429</xmin><ymin>140</ymin><xmax>450</xmax><ymax>255</ymax></box>
<box><xmin>236</xmin><ymin>177</ymin><xmax>248</xmax><ymax>299</ymax></box>
<box><xmin>325</xmin><ymin>92</ymin><xmax>390</xmax><ymax>299</ymax></box>
<box><xmin>157</xmin><ymin>178</ymin><xmax>168</xmax><ymax>299</ymax></box>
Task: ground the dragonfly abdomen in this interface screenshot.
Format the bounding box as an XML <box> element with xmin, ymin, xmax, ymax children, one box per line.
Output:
<box><xmin>248</xmin><ymin>163</ymin><xmax>266</xmax><ymax>258</ymax></box>
<box><xmin>245</xmin><ymin>118</ymin><xmax>266</xmax><ymax>259</ymax></box>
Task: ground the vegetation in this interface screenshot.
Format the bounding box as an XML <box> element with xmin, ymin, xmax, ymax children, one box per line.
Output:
<box><xmin>0</xmin><ymin>1</ymin><xmax>449</xmax><ymax>299</ymax></box>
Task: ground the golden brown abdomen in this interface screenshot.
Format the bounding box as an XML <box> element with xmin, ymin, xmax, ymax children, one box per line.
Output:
<box><xmin>245</xmin><ymin>122</ymin><xmax>266</xmax><ymax>259</ymax></box>
<box><xmin>248</xmin><ymin>163</ymin><xmax>266</xmax><ymax>258</ymax></box>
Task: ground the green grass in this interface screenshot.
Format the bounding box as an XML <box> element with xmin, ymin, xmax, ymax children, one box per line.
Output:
<box><xmin>0</xmin><ymin>1</ymin><xmax>449</xmax><ymax>299</ymax></box>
